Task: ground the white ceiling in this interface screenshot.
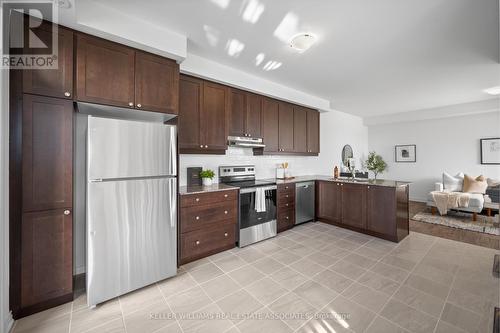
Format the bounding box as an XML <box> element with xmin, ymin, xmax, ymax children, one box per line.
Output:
<box><xmin>78</xmin><ymin>0</ymin><xmax>499</xmax><ymax>116</ymax></box>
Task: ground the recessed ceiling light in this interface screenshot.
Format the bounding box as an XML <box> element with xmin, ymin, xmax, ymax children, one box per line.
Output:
<box><xmin>289</xmin><ymin>33</ymin><xmax>316</xmax><ymax>52</ymax></box>
<box><xmin>484</xmin><ymin>86</ymin><xmax>500</xmax><ymax>95</ymax></box>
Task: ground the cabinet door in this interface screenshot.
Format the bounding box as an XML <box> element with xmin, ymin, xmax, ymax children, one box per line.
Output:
<box><xmin>21</xmin><ymin>209</ymin><xmax>72</xmax><ymax>307</ymax></box>
<box><xmin>293</xmin><ymin>106</ymin><xmax>307</xmax><ymax>153</ymax></box>
<box><xmin>316</xmin><ymin>181</ymin><xmax>342</xmax><ymax>223</ymax></box>
<box><xmin>246</xmin><ymin>93</ymin><xmax>262</xmax><ymax>137</ymax></box>
<box><xmin>367</xmin><ymin>186</ymin><xmax>396</xmax><ymax>236</ymax></box>
<box><xmin>202</xmin><ymin>82</ymin><xmax>228</xmax><ymax>150</ymax></box>
<box><xmin>341</xmin><ymin>184</ymin><xmax>367</xmax><ymax>229</ymax></box>
<box><xmin>135</xmin><ymin>51</ymin><xmax>179</xmax><ymax>114</ymax></box>
<box><xmin>229</xmin><ymin>89</ymin><xmax>246</xmax><ymax>137</ymax></box>
<box><xmin>278</xmin><ymin>102</ymin><xmax>294</xmax><ymax>152</ymax></box>
<box><xmin>179</xmin><ymin>75</ymin><xmax>203</xmax><ymax>150</ymax></box>
<box><xmin>76</xmin><ymin>34</ymin><xmax>135</xmax><ymax>107</ymax></box>
<box><xmin>22</xmin><ymin>95</ymin><xmax>73</xmax><ymax>212</ymax></box>
<box><xmin>307</xmin><ymin>109</ymin><xmax>320</xmax><ymax>154</ymax></box>
<box><xmin>23</xmin><ymin>23</ymin><xmax>73</xmax><ymax>99</ymax></box>
<box><xmin>262</xmin><ymin>98</ymin><xmax>279</xmax><ymax>152</ymax></box>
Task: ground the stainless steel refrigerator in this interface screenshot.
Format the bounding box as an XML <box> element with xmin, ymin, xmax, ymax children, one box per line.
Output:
<box><xmin>86</xmin><ymin>116</ymin><xmax>177</xmax><ymax>307</ymax></box>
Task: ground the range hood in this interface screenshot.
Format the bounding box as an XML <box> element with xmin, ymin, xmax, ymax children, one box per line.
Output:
<box><xmin>228</xmin><ymin>136</ymin><xmax>265</xmax><ymax>148</ymax></box>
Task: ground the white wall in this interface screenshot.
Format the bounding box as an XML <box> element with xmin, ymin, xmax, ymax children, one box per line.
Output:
<box><xmin>368</xmin><ymin>111</ymin><xmax>500</xmax><ymax>202</ymax></box>
<box><xmin>179</xmin><ymin>110</ymin><xmax>368</xmax><ymax>185</ymax></box>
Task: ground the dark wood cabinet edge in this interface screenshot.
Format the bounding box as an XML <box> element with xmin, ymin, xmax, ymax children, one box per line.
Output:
<box><xmin>12</xmin><ymin>293</ymin><xmax>74</xmax><ymax>320</ymax></box>
<box><xmin>179</xmin><ymin>148</ymin><xmax>226</xmax><ymax>155</ymax></box>
<box><xmin>316</xmin><ymin>217</ymin><xmax>401</xmax><ymax>242</ymax></box>
<box><xmin>252</xmin><ymin>149</ymin><xmax>319</xmax><ymax>156</ymax></box>
<box><xmin>179</xmin><ymin>243</ymin><xmax>235</xmax><ymax>265</ymax></box>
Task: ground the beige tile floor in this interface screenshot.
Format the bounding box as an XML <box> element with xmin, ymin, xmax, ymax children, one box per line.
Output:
<box><xmin>11</xmin><ymin>222</ymin><xmax>500</xmax><ymax>333</ymax></box>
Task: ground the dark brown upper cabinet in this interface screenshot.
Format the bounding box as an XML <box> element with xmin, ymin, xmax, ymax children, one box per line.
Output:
<box><xmin>135</xmin><ymin>51</ymin><xmax>179</xmax><ymax>114</ymax></box>
<box><xmin>246</xmin><ymin>93</ymin><xmax>262</xmax><ymax>138</ymax></box>
<box><xmin>22</xmin><ymin>94</ymin><xmax>73</xmax><ymax>212</ymax></box>
<box><xmin>77</xmin><ymin>34</ymin><xmax>179</xmax><ymax>113</ymax></box>
<box><xmin>76</xmin><ymin>34</ymin><xmax>135</xmax><ymax>108</ymax></box>
<box><xmin>307</xmin><ymin>109</ymin><xmax>320</xmax><ymax>154</ymax></box>
<box><xmin>21</xmin><ymin>209</ymin><xmax>72</xmax><ymax>308</ymax></box>
<box><xmin>341</xmin><ymin>183</ymin><xmax>367</xmax><ymax>229</ymax></box>
<box><xmin>229</xmin><ymin>89</ymin><xmax>246</xmax><ymax>137</ymax></box>
<box><xmin>278</xmin><ymin>102</ymin><xmax>294</xmax><ymax>152</ymax></box>
<box><xmin>179</xmin><ymin>75</ymin><xmax>228</xmax><ymax>154</ymax></box>
<box><xmin>293</xmin><ymin>106</ymin><xmax>307</xmax><ymax>153</ymax></box>
<box><xmin>261</xmin><ymin>97</ymin><xmax>279</xmax><ymax>153</ymax></box>
<box><xmin>316</xmin><ymin>181</ymin><xmax>342</xmax><ymax>224</ymax></box>
<box><xmin>179</xmin><ymin>76</ymin><xmax>202</xmax><ymax>150</ymax></box>
<box><xmin>229</xmin><ymin>90</ymin><xmax>261</xmax><ymax>138</ymax></box>
<box><xmin>23</xmin><ymin>23</ymin><xmax>73</xmax><ymax>99</ymax></box>
<box><xmin>203</xmin><ymin>81</ymin><xmax>229</xmax><ymax>150</ymax></box>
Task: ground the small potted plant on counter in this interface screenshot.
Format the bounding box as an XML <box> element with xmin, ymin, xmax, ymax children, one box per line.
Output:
<box><xmin>365</xmin><ymin>152</ymin><xmax>387</xmax><ymax>180</ymax></box>
<box><xmin>200</xmin><ymin>169</ymin><xmax>215</xmax><ymax>186</ymax></box>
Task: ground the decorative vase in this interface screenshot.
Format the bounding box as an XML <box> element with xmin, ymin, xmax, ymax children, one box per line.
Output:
<box><xmin>202</xmin><ymin>178</ymin><xmax>213</xmax><ymax>186</ymax></box>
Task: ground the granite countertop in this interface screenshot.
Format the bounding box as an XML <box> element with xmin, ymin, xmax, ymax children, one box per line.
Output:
<box><xmin>179</xmin><ymin>183</ymin><xmax>238</xmax><ymax>195</ymax></box>
<box><xmin>267</xmin><ymin>175</ymin><xmax>410</xmax><ymax>187</ymax></box>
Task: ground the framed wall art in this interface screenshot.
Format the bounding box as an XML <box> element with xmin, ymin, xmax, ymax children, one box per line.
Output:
<box><xmin>395</xmin><ymin>144</ymin><xmax>416</xmax><ymax>163</ymax></box>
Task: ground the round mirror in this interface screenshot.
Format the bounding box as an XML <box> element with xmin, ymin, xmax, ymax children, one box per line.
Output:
<box><xmin>342</xmin><ymin>145</ymin><xmax>353</xmax><ymax>166</ymax></box>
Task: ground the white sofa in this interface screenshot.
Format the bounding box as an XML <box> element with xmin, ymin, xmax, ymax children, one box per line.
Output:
<box><xmin>426</xmin><ymin>172</ymin><xmax>493</xmax><ymax>220</ymax></box>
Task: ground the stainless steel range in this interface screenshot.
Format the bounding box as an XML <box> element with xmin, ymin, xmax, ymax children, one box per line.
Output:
<box><xmin>219</xmin><ymin>166</ymin><xmax>277</xmax><ymax>247</ymax></box>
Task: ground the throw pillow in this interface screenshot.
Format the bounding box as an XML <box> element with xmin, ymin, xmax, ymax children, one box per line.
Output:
<box><xmin>487</xmin><ymin>178</ymin><xmax>500</xmax><ymax>187</ymax></box>
<box><xmin>463</xmin><ymin>174</ymin><xmax>488</xmax><ymax>194</ymax></box>
<box><xmin>443</xmin><ymin>172</ymin><xmax>464</xmax><ymax>192</ymax></box>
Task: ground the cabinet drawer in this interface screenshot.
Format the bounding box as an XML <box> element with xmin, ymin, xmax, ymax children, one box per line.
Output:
<box><xmin>278</xmin><ymin>195</ymin><xmax>295</xmax><ymax>209</ymax></box>
<box><xmin>277</xmin><ymin>208</ymin><xmax>295</xmax><ymax>232</ymax></box>
<box><xmin>180</xmin><ymin>224</ymin><xmax>236</xmax><ymax>264</ymax></box>
<box><xmin>278</xmin><ymin>183</ymin><xmax>295</xmax><ymax>193</ymax></box>
<box><xmin>180</xmin><ymin>201</ymin><xmax>237</xmax><ymax>233</ymax></box>
<box><xmin>278</xmin><ymin>190</ymin><xmax>295</xmax><ymax>201</ymax></box>
<box><xmin>180</xmin><ymin>189</ymin><xmax>237</xmax><ymax>208</ymax></box>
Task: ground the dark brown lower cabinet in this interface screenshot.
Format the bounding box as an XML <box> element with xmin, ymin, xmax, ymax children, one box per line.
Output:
<box><xmin>316</xmin><ymin>181</ymin><xmax>342</xmax><ymax>224</ymax></box>
<box><xmin>277</xmin><ymin>183</ymin><xmax>295</xmax><ymax>233</ymax></box>
<box><xmin>316</xmin><ymin>180</ymin><xmax>409</xmax><ymax>242</ymax></box>
<box><xmin>341</xmin><ymin>183</ymin><xmax>367</xmax><ymax>229</ymax></box>
<box><xmin>21</xmin><ymin>209</ymin><xmax>73</xmax><ymax>308</ymax></box>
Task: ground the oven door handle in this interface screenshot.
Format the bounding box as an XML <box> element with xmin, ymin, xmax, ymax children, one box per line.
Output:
<box><xmin>240</xmin><ymin>185</ymin><xmax>277</xmax><ymax>194</ymax></box>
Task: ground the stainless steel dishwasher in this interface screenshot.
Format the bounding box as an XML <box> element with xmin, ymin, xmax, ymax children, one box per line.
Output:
<box><xmin>295</xmin><ymin>181</ymin><xmax>315</xmax><ymax>224</ymax></box>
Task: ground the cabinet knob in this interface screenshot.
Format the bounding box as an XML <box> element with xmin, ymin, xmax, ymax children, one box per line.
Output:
<box><xmin>285</xmin><ymin>194</ymin><xmax>289</xmax><ymax>198</ymax></box>
<box><xmin>204</xmin><ymin>145</ymin><xmax>208</xmax><ymax>148</ymax></box>
<box><xmin>224</xmin><ymin>194</ymin><xmax>228</xmax><ymax>198</ymax></box>
<box><xmin>195</xmin><ymin>198</ymin><xmax>200</xmax><ymax>202</ymax></box>
<box><xmin>195</xmin><ymin>216</ymin><xmax>200</xmax><ymax>220</ymax></box>
<box><xmin>200</xmin><ymin>145</ymin><xmax>203</xmax><ymax>148</ymax></box>
<box><xmin>128</xmin><ymin>102</ymin><xmax>134</xmax><ymax>107</ymax></box>
<box><xmin>224</xmin><ymin>210</ymin><xmax>228</xmax><ymax>214</ymax></box>
<box><xmin>285</xmin><ymin>186</ymin><xmax>289</xmax><ymax>189</ymax></box>
<box><xmin>64</xmin><ymin>91</ymin><xmax>71</xmax><ymax>97</ymax></box>
<box><xmin>136</xmin><ymin>103</ymin><xmax>142</xmax><ymax>108</ymax></box>
<box><xmin>285</xmin><ymin>203</ymin><xmax>289</xmax><ymax>207</ymax></box>
<box><xmin>195</xmin><ymin>240</ymin><xmax>200</xmax><ymax>245</ymax></box>
<box><xmin>224</xmin><ymin>232</ymin><xmax>228</xmax><ymax>237</ymax></box>
<box><xmin>285</xmin><ymin>216</ymin><xmax>289</xmax><ymax>220</ymax></box>
<box><xmin>63</xmin><ymin>210</ymin><xmax>71</xmax><ymax>215</ymax></box>
<box><xmin>367</xmin><ymin>186</ymin><xmax>370</xmax><ymax>189</ymax></box>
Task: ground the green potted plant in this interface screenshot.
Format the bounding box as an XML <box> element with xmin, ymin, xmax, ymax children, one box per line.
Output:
<box><xmin>365</xmin><ymin>152</ymin><xmax>387</xmax><ymax>180</ymax></box>
<box><xmin>200</xmin><ymin>169</ymin><xmax>215</xmax><ymax>186</ymax></box>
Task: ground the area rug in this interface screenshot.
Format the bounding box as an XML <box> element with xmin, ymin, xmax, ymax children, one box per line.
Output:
<box><xmin>412</xmin><ymin>211</ymin><xmax>500</xmax><ymax>236</ymax></box>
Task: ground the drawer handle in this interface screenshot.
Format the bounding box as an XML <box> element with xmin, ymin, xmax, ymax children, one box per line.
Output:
<box><xmin>196</xmin><ymin>216</ymin><xmax>200</xmax><ymax>220</ymax></box>
<box><xmin>285</xmin><ymin>203</ymin><xmax>289</xmax><ymax>207</ymax></box>
<box><xmin>285</xmin><ymin>194</ymin><xmax>289</xmax><ymax>198</ymax></box>
<box><xmin>224</xmin><ymin>194</ymin><xmax>228</xmax><ymax>198</ymax></box>
<box><xmin>64</xmin><ymin>91</ymin><xmax>71</xmax><ymax>97</ymax></box>
<box><xmin>195</xmin><ymin>198</ymin><xmax>200</xmax><ymax>202</ymax></box>
<box><xmin>285</xmin><ymin>186</ymin><xmax>289</xmax><ymax>189</ymax></box>
<box><xmin>64</xmin><ymin>210</ymin><xmax>71</xmax><ymax>215</ymax></box>
<box><xmin>224</xmin><ymin>210</ymin><xmax>228</xmax><ymax>214</ymax></box>
<box><xmin>195</xmin><ymin>240</ymin><xmax>200</xmax><ymax>245</ymax></box>
<box><xmin>285</xmin><ymin>216</ymin><xmax>289</xmax><ymax>220</ymax></box>
<box><xmin>224</xmin><ymin>232</ymin><xmax>228</xmax><ymax>237</ymax></box>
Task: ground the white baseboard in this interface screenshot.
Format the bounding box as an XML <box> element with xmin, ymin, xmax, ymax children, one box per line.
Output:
<box><xmin>3</xmin><ymin>312</ymin><xmax>14</xmax><ymax>333</ymax></box>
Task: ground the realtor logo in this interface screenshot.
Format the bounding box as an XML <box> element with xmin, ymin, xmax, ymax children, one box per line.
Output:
<box><xmin>1</xmin><ymin>0</ymin><xmax>58</xmax><ymax>69</ymax></box>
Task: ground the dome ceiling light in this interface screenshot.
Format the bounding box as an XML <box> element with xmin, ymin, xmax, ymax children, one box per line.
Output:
<box><xmin>289</xmin><ymin>33</ymin><xmax>317</xmax><ymax>52</ymax></box>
